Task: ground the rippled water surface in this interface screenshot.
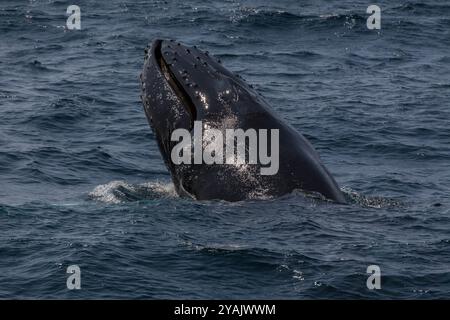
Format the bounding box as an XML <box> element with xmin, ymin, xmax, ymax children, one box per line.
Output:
<box><xmin>1</xmin><ymin>0</ymin><xmax>450</xmax><ymax>298</ymax></box>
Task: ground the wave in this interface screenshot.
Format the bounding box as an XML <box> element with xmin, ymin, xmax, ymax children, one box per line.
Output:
<box><xmin>87</xmin><ymin>179</ymin><xmax>404</xmax><ymax>208</ymax></box>
<box><xmin>88</xmin><ymin>180</ymin><xmax>177</xmax><ymax>204</ymax></box>
<box><xmin>392</xmin><ymin>2</ymin><xmax>450</xmax><ymax>14</ymax></box>
<box><xmin>218</xmin><ymin>50</ymin><xmax>322</xmax><ymax>60</ymax></box>
<box><xmin>229</xmin><ymin>7</ymin><xmax>366</xmax><ymax>30</ymax></box>
<box><xmin>21</xmin><ymin>98</ymin><xmax>91</xmax><ymax>130</ymax></box>
<box><xmin>230</xmin><ymin>7</ymin><xmax>302</xmax><ymax>25</ymax></box>
<box><xmin>341</xmin><ymin>187</ymin><xmax>403</xmax><ymax>208</ymax></box>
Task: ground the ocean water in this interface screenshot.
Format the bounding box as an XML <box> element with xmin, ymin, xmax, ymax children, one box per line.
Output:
<box><xmin>1</xmin><ymin>0</ymin><xmax>449</xmax><ymax>299</ymax></box>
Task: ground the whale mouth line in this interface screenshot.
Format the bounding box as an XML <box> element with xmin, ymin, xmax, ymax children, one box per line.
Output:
<box><xmin>154</xmin><ymin>40</ymin><xmax>197</xmax><ymax>128</ymax></box>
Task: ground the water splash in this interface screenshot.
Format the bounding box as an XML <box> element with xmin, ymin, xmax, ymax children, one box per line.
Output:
<box><xmin>341</xmin><ymin>187</ymin><xmax>403</xmax><ymax>208</ymax></box>
<box><xmin>88</xmin><ymin>180</ymin><xmax>177</xmax><ymax>204</ymax></box>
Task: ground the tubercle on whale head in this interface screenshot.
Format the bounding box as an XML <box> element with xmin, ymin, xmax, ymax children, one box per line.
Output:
<box><xmin>141</xmin><ymin>38</ymin><xmax>263</xmax><ymax>135</ymax></box>
<box><xmin>142</xmin><ymin>39</ymin><xmax>268</xmax><ymax>130</ymax></box>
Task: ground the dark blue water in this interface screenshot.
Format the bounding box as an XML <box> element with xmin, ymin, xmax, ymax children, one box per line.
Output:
<box><xmin>1</xmin><ymin>0</ymin><xmax>450</xmax><ymax>299</ymax></box>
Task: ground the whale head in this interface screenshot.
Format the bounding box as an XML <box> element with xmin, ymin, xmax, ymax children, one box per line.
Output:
<box><xmin>140</xmin><ymin>39</ymin><xmax>346</xmax><ymax>203</ymax></box>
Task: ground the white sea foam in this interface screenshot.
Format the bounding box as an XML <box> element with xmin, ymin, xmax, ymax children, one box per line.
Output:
<box><xmin>89</xmin><ymin>180</ymin><xmax>177</xmax><ymax>204</ymax></box>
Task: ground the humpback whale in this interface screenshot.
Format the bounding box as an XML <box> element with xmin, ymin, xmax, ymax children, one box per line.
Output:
<box><xmin>140</xmin><ymin>39</ymin><xmax>346</xmax><ymax>203</ymax></box>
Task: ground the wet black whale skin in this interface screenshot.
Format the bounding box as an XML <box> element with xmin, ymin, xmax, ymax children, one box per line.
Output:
<box><xmin>140</xmin><ymin>39</ymin><xmax>346</xmax><ymax>203</ymax></box>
